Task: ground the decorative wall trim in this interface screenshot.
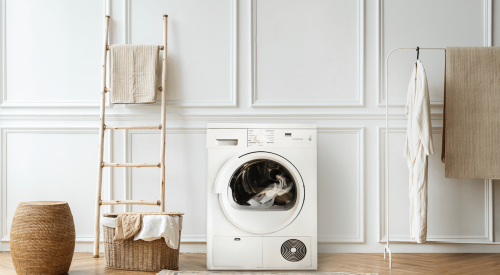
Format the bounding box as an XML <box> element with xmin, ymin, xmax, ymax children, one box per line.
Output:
<box><xmin>0</xmin><ymin>112</ymin><xmax>445</xmax><ymax>122</ymax></box>
<box><xmin>376</xmin><ymin>0</ymin><xmax>382</xmax><ymax>108</ymax></box>
<box><xmin>318</xmin><ymin>127</ymin><xmax>364</xmax><ymax>243</ymax></box>
<box><xmin>484</xmin><ymin>0</ymin><xmax>492</xmax><ymax>47</ymax></box>
<box><xmin>0</xmin><ymin>126</ymin><xmax>204</xmax><ymax>244</ymax></box>
<box><xmin>125</xmin><ymin>0</ymin><xmax>237</xmax><ymax>107</ymax></box>
<box><xmin>377</xmin><ymin>0</ymin><xmax>492</xmax><ymax>107</ymax></box>
<box><xmin>124</xmin><ymin>127</ymin><xmax>206</xmax><ymax>242</ymax></box>
<box><xmin>1</xmin><ymin>0</ymin><xmax>236</xmax><ymax>108</ymax></box>
<box><xmin>250</xmin><ymin>0</ymin><xmax>364</xmax><ymax>107</ymax></box>
<box><xmin>0</xmin><ymin>0</ymin><xmax>111</xmax><ymax>108</ymax></box>
<box><xmin>106</xmin><ymin>130</ymin><xmax>113</xmax><ymax>214</ymax></box>
<box><xmin>124</xmin><ymin>0</ymin><xmax>131</xmax><ymax>44</ymax></box>
<box><xmin>0</xmin><ymin>127</ymin><xmax>112</xmax><ymax>243</ymax></box>
<box><xmin>121</xmin><ymin>126</ymin><xmax>364</xmax><ymax>243</ymax></box>
<box><xmin>125</xmin><ymin>128</ymin><xmax>132</xmax><ymax>213</ymax></box>
<box><xmin>376</xmin><ymin>127</ymin><xmax>493</xmax><ymax>243</ymax></box>
<box><xmin>488</xmin><ymin>179</ymin><xmax>494</xmax><ymax>242</ymax></box>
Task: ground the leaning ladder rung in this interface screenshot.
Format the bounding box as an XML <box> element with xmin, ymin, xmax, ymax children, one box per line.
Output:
<box><xmin>102</xmin><ymin>162</ymin><xmax>160</xmax><ymax>168</ymax></box>
<box><xmin>105</xmin><ymin>124</ymin><xmax>161</xmax><ymax>130</ymax></box>
<box><xmin>101</xmin><ymin>200</ymin><xmax>160</xmax><ymax>206</ymax></box>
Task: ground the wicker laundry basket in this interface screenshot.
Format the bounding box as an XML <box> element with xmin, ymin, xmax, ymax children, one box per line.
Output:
<box><xmin>10</xmin><ymin>201</ymin><xmax>75</xmax><ymax>275</ymax></box>
<box><xmin>102</xmin><ymin>212</ymin><xmax>183</xmax><ymax>271</ymax></box>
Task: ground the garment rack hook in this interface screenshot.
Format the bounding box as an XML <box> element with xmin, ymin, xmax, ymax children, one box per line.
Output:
<box><xmin>416</xmin><ymin>46</ymin><xmax>420</xmax><ymax>60</ymax></box>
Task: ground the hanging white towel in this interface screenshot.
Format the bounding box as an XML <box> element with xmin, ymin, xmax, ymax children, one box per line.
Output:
<box><xmin>404</xmin><ymin>60</ymin><xmax>434</xmax><ymax>243</ymax></box>
<box><xmin>134</xmin><ymin>215</ymin><xmax>183</xmax><ymax>249</ymax></box>
<box><xmin>110</xmin><ymin>44</ymin><xmax>159</xmax><ymax>104</ymax></box>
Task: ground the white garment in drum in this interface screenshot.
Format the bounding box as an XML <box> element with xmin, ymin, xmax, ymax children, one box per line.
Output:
<box><xmin>247</xmin><ymin>174</ymin><xmax>293</xmax><ymax>208</ymax></box>
<box><xmin>404</xmin><ymin>60</ymin><xmax>434</xmax><ymax>243</ymax></box>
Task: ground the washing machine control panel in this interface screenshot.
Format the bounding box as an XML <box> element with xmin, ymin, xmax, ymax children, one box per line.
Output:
<box><xmin>248</xmin><ymin>129</ymin><xmax>275</xmax><ymax>147</ymax></box>
<box><xmin>246</xmin><ymin>128</ymin><xmax>316</xmax><ymax>148</ymax></box>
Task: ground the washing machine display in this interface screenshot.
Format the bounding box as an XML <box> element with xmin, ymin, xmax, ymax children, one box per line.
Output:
<box><xmin>228</xmin><ymin>159</ymin><xmax>297</xmax><ymax>211</ymax></box>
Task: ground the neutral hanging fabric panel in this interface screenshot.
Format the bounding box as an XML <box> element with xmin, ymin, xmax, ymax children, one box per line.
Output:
<box><xmin>442</xmin><ymin>47</ymin><xmax>500</xmax><ymax>179</ymax></box>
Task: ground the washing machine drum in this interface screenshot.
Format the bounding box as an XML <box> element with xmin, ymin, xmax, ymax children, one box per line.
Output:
<box><xmin>214</xmin><ymin>152</ymin><xmax>305</xmax><ymax>234</ymax></box>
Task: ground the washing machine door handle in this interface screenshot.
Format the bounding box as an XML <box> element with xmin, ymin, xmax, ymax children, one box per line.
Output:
<box><xmin>213</xmin><ymin>154</ymin><xmax>241</xmax><ymax>194</ymax></box>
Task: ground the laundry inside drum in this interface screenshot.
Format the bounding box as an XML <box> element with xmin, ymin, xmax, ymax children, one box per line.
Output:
<box><xmin>228</xmin><ymin>159</ymin><xmax>298</xmax><ymax>211</ymax></box>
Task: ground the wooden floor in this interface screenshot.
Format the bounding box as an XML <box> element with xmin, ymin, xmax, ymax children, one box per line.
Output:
<box><xmin>1</xmin><ymin>252</ymin><xmax>499</xmax><ymax>274</ymax></box>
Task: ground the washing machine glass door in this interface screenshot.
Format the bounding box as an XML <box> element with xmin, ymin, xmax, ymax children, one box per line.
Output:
<box><xmin>215</xmin><ymin>152</ymin><xmax>305</xmax><ymax>234</ymax></box>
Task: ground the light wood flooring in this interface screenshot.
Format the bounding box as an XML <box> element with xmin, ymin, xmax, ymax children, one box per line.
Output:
<box><xmin>1</xmin><ymin>252</ymin><xmax>499</xmax><ymax>274</ymax></box>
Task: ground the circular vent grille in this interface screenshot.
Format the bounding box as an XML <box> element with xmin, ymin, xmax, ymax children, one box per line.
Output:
<box><xmin>280</xmin><ymin>239</ymin><xmax>307</xmax><ymax>262</ymax></box>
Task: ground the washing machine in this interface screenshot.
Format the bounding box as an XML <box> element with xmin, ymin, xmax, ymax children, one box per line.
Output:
<box><xmin>206</xmin><ymin>123</ymin><xmax>317</xmax><ymax>270</ymax></box>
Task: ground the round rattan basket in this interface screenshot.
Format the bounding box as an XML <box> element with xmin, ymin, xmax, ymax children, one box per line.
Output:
<box><xmin>10</xmin><ymin>201</ymin><xmax>76</xmax><ymax>275</ymax></box>
<box><xmin>103</xmin><ymin>212</ymin><xmax>183</xmax><ymax>271</ymax></box>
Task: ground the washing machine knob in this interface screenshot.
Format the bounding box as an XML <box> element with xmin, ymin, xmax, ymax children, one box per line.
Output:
<box><xmin>255</xmin><ymin>134</ymin><xmax>266</xmax><ymax>143</ymax></box>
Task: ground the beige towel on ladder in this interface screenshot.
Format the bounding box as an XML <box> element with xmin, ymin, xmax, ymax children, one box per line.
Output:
<box><xmin>110</xmin><ymin>45</ymin><xmax>159</xmax><ymax>104</ymax></box>
<box><xmin>442</xmin><ymin>47</ymin><xmax>500</xmax><ymax>179</ymax></box>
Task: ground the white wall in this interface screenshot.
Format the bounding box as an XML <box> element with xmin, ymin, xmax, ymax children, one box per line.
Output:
<box><xmin>1</xmin><ymin>0</ymin><xmax>500</xmax><ymax>254</ymax></box>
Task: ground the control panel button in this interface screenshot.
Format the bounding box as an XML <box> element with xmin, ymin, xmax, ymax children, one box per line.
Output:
<box><xmin>255</xmin><ymin>134</ymin><xmax>266</xmax><ymax>143</ymax></box>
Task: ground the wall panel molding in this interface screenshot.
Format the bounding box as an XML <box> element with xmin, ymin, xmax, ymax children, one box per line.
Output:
<box><xmin>0</xmin><ymin>0</ymin><xmax>109</xmax><ymax>108</ymax></box>
<box><xmin>119</xmin><ymin>126</ymin><xmax>364</xmax><ymax>243</ymax></box>
<box><xmin>250</xmin><ymin>0</ymin><xmax>364</xmax><ymax>107</ymax></box>
<box><xmin>1</xmin><ymin>0</ymin><xmax>237</xmax><ymax>108</ymax></box>
<box><xmin>377</xmin><ymin>0</ymin><xmax>492</xmax><ymax>107</ymax></box>
<box><xmin>0</xmin><ymin>112</ymin><xmax>444</xmax><ymax>121</ymax></box>
<box><xmin>318</xmin><ymin>127</ymin><xmax>364</xmax><ymax>243</ymax></box>
<box><xmin>124</xmin><ymin>127</ymin><xmax>205</xmax><ymax>242</ymax></box>
<box><xmin>0</xmin><ymin>126</ymin><xmax>112</xmax><ymax>243</ymax></box>
<box><xmin>125</xmin><ymin>0</ymin><xmax>237</xmax><ymax>108</ymax></box>
<box><xmin>0</xmin><ymin>112</ymin><xmax>445</xmax><ymax>121</ymax></box>
<box><xmin>377</xmin><ymin>127</ymin><xmax>493</xmax><ymax>243</ymax></box>
<box><xmin>484</xmin><ymin>0</ymin><xmax>492</xmax><ymax>47</ymax></box>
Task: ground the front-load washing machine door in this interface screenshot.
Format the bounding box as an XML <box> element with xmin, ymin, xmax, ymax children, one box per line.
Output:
<box><xmin>214</xmin><ymin>152</ymin><xmax>305</xmax><ymax>234</ymax></box>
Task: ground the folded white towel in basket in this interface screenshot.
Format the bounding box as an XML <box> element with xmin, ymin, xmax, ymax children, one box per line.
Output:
<box><xmin>110</xmin><ymin>44</ymin><xmax>160</xmax><ymax>104</ymax></box>
<box><xmin>134</xmin><ymin>215</ymin><xmax>183</xmax><ymax>249</ymax></box>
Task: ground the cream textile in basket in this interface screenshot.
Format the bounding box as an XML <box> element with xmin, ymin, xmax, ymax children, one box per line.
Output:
<box><xmin>103</xmin><ymin>212</ymin><xmax>183</xmax><ymax>271</ymax></box>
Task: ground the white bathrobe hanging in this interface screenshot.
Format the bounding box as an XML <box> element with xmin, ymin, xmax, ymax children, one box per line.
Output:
<box><xmin>404</xmin><ymin>60</ymin><xmax>434</xmax><ymax>243</ymax></box>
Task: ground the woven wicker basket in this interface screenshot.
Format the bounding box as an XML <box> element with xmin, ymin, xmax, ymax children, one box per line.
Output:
<box><xmin>10</xmin><ymin>201</ymin><xmax>75</xmax><ymax>275</ymax></box>
<box><xmin>103</xmin><ymin>212</ymin><xmax>183</xmax><ymax>271</ymax></box>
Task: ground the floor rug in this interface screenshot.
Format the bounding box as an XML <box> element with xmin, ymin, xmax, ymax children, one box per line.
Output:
<box><xmin>157</xmin><ymin>272</ymin><xmax>378</xmax><ymax>275</ymax></box>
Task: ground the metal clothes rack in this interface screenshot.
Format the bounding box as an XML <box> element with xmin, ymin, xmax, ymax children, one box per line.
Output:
<box><xmin>384</xmin><ymin>47</ymin><xmax>445</xmax><ymax>268</ymax></box>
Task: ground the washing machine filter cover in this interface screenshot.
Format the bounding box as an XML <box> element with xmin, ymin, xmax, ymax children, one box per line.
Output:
<box><xmin>281</xmin><ymin>239</ymin><xmax>307</xmax><ymax>262</ymax></box>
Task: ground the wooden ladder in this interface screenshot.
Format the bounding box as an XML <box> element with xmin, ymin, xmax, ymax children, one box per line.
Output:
<box><xmin>93</xmin><ymin>14</ymin><xmax>168</xmax><ymax>258</ymax></box>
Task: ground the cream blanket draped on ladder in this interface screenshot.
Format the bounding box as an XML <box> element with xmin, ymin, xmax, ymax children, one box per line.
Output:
<box><xmin>404</xmin><ymin>60</ymin><xmax>434</xmax><ymax>243</ymax></box>
<box><xmin>110</xmin><ymin>44</ymin><xmax>160</xmax><ymax>104</ymax></box>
